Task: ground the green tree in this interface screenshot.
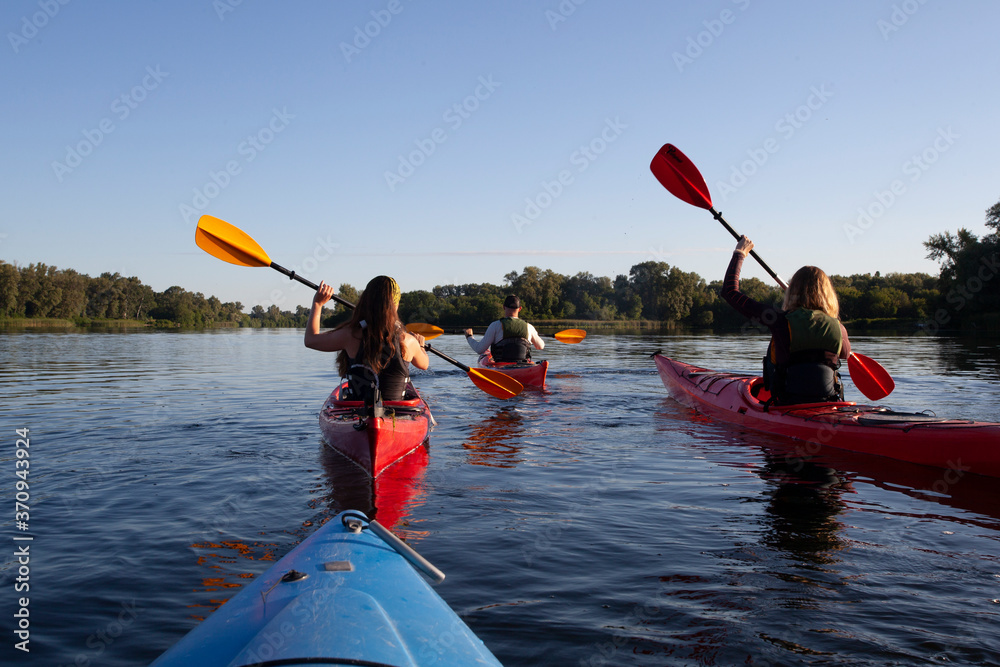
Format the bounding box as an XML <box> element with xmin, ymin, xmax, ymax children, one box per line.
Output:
<box><xmin>0</xmin><ymin>261</ymin><xmax>20</xmax><ymax>317</ymax></box>
<box><xmin>924</xmin><ymin>197</ymin><xmax>1000</xmax><ymax>320</ymax></box>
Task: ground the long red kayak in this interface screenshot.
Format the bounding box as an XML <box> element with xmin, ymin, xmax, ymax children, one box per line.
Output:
<box><xmin>478</xmin><ymin>352</ymin><xmax>548</xmax><ymax>388</ymax></box>
<box><xmin>654</xmin><ymin>353</ymin><xmax>1000</xmax><ymax>478</ymax></box>
<box><xmin>319</xmin><ymin>381</ymin><xmax>431</xmax><ymax>477</ymax></box>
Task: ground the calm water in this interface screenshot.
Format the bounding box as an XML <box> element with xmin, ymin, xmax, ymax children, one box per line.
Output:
<box><xmin>1</xmin><ymin>329</ymin><xmax>999</xmax><ymax>666</ymax></box>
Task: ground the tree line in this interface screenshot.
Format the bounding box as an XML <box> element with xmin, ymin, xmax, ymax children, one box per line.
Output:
<box><xmin>2</xmin><ymin>197</ymin><xmax>996</xmax><ymax>331</ymax></box>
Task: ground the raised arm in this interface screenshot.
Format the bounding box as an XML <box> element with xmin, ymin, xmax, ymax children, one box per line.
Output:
<box><xmin>720</xmin><ymin>236</ymin><xmax>771</xmax><ymax>323</ymax></box>
<box><xmin>304</xmin><ymin>281</ymin><xmax>353</xmax><ymax>352</ymax></box>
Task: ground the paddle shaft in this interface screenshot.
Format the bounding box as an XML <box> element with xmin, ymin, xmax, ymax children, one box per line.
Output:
<box><xmin>283</xmin><ymin>266</ymin><xmax>472</xmax><ymax>376</ymax></box>
<box><xmin>422</xmin><ymin>343</ymin><xmax>472</xmax><ymax>372</ymax></box>
<box><xmin>709</xmin><ymin>208</ymin><xmax>787</xmax><ymax>290</ymax></box>
<box><xmin>425</xmin><ymin>327</ymin><xmax>569</xmax><ymax>340</ymax></box>
<box><xmin>272</xmin><ymin>262</ymin><xmax>491</xmax><ymax>380</ymax></box>
<box><xmin>195</xmin><ymin>215</ymin><xmax>521</xmax><ymax>397</ymax></box>
<box><xmin>269</xmin><ymin>260</ymin><xmax>356</xmax><ymax>310</ymax></box>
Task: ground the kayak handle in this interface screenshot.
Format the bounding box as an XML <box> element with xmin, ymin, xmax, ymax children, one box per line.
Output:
<box><xmin>342</xmin><ymin>511</ymin><xmax>446</xmax><ymax>584</ymax></box>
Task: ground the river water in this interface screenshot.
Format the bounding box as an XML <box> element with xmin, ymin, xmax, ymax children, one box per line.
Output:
<box><xmin>1</xmin><ymin>329</ymin><xmax>999</xmax><ymax>666</ymax></box>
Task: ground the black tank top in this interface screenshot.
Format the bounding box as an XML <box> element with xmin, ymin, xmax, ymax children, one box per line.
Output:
<box><xmin>345</xmin><ymin>335</ymin><xmax>410</xmax><ymax>401</ymax></box>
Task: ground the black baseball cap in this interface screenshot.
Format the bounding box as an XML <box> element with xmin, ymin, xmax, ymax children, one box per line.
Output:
<box><xmin>503</xmin><ymin>295</ymin><xmax>520</xmax><ymax>309</ymax></box>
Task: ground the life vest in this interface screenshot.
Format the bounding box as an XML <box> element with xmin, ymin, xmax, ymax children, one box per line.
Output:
<box><xmin>764</xmin><ymin>308</ymin><xmax>844</xmax><ymax>404</ymax></box>
<box><xmin>490</xmin><ymin>317</ymin><xmax>532</xmax><ymax>363</ymax></box>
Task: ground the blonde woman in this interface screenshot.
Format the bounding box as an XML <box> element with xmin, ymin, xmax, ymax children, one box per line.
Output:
<box><xmin>721</xmin><ymin>236</ymin><xmax>852</xmax><ymax>404</ymax></box>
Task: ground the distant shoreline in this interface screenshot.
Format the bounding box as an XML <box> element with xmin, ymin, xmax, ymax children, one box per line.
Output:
<box><xmin>3</xmin><ymin>316</ymin><xmax>995</xmax><ymax>336</ymax></box>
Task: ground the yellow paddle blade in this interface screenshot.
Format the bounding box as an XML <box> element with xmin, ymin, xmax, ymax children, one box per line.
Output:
<box><xmin>406</xmin><ymin>323</ymin><xmax>444</xmax><ymax>340</ymax></box>
<box><xmin>468</xmin><ymin>368</ymin><xmax>523</xmax><ymax>399</ymax></box>
<box><xmin>553</xmin><ymin>328</ymin><xmax>587</xmax><ymax>344</ymax></box>
<box><xmin>195</xmin><ymin>215</ymin><xmax>272</xmax><ymax>268</ymax></box>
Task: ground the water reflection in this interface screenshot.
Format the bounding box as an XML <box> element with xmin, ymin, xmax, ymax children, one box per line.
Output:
<box><xmin>929</xmin><ymin>335</ymin><xmax>1000</xmax><ymax>376</ymax></box>
<box><xmin>463</xmin><ymin>406</ymin><xmax>526</xmax><ymax>468</ymax></box>
<box><xmin>655</xmin><ymin>402</ymin><xmax>1000</xmax><ymax>527</ymax></box>
<box><xmin>755</xmin><ymin>454</ymin><xmax>850</xmax><ymax>569</ymax></box>
<box><xmin>317</xmin><ymin>443</ymin><xmax>430</xmax><ymax>531</ymax></box>
<box><xmin>186</xmin><ymin>539</ymin><xmax>280</xmax><ymax>619</ymax></box>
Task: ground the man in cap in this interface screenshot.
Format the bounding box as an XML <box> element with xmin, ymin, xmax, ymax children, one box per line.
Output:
<box><xmin>464</xmin><ymin>295</ymin><xmax>545</xmax><ymax>363</ymax></box>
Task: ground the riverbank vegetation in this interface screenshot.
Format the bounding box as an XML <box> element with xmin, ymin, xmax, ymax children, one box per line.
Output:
<box><xmin>3</xmin><ymin>199</ymin><xmax>997</xmax><ymax>333</ymax></box>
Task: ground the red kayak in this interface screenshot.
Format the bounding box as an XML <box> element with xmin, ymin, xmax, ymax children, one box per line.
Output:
<box><xmin>478</xmin><ymin>353</ymin><xmax>548</xmax><ymax>388</ymax></box>
<box><xmin>654</xmin><ymin>353</ymin><xmax>1000</xmax><ymax>478</ymax></box>
<box><xmin>319</xmin><ymin>381</ymin><xmax>432</xmax><ymax>477</ymax></box>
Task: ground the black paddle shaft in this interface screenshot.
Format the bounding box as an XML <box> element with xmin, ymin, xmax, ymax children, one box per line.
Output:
<box><xmin>269</xmin><ymin>261</ymin><xmax>357</xmax><ymax>309</ymax></box>
<box><xmin>422</xmin><ymin>343</ymin><xmax>473</xmax><ymax>372</ymax></box>
<box><xmin>709</xmin><ymin>208</ymin><xmax>788</xmax><ymax>290</ymax></box>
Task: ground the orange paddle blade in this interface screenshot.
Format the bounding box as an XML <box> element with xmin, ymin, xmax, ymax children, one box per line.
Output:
<box><xmin>848</xmin><ymin>352</ymin><xmax>895</xmax><ymax>401</ymax></box>
<box><xmin>195</xmin><ymin>215</ymin><xmax>271</xmax><ymax>268</ymax></box>
<box><xmin>406</xmin><ymin>323</ymin><xmax>444</xmax><ymax>340</ymax></box>
<box><xmin>553</xmin><ymin>328</ymin><xmax>586</xmax><ymax>344</ymax></box>
<box><xmin>468</xmin><ymin>368</ymin><xmax>523</xmax><ymax>399</ymax></box>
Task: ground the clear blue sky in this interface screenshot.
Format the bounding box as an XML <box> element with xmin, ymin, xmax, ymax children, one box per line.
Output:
<box><xmin>3</xmin><ymin>1</ymin><xmax>999</xmax><ymax>310</ymax></box>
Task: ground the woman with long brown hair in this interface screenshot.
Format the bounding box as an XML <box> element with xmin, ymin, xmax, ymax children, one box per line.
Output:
<box><xmin>304</xmin><ymin>276</ymin><xmax>428</xmax><ymax>402</ymax></box>
<box><xmin>721</xmin><ymin>236</ymin><xmax>852</xmax><ymax>404</ymax></box>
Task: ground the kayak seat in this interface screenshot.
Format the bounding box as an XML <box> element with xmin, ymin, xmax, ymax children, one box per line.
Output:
<box><xmin>749</xmin><ymin>378</ymin><xmax>772</xmax><ymax>404</ymax></box>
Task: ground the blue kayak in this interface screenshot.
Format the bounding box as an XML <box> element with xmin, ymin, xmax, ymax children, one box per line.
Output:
<box><xmin>151</xmin><ymin>511</ymin><xmax>502</xmax><ymax>666</ymax></box>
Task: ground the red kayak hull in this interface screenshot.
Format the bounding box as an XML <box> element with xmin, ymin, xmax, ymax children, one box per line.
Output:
<box><xmin>478</xmin><ymin>354</ymin><xmax>548</xmax><ymax>388</ymax></box>
<box><xmin>654</xmin><ymin>354</ymin><xmax>1000</xmax><ymax>478</ymax></box>
<box><xmin>319</xmin><ymin>382</ymin><xmax>431</xmax><ymax>477</ymax></box>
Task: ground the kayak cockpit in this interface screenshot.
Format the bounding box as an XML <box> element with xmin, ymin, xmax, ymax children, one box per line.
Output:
<box><xmin>738</xmin><ymin>376</ymin><xmax>857</xmax><ymax>412</ymax></box>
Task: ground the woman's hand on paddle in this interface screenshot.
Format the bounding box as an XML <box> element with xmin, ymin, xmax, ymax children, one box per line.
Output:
<box><xmin>463</xmin><ymin>328</ymin><xmax>474</xmax><ymax>337</ymax></box>
<box><xmin>734</xmin><ymin>235</ymin><xmax>754</xmax><ymax>258</ymax></box>
<box><xmin>313</xmin><ymin>281</ymin><xmax>334</xmax><ymax>307</ymax></box>
<box><xmin>403</xmin><ymin>331</ymin><xmax>430</xmax><ymax>369</ymax></box>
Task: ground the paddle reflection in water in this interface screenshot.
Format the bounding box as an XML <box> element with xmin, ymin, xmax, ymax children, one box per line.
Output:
<box><xmin>318</xmin><ymin>443</ymin><xmax>430</xmax><ymax>533</ymax></box>
<box><xmin>463</xmin><ymin>406</ymin><xmax>526</xmax><ymax>468</ymax></box>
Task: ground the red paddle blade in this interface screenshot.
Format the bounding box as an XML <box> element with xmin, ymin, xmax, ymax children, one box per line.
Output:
<box><xmin>649</xmin><ymin>144</ymin><xmax>713</xmax><ymax>210</ymax></box>
<box><xmin>848</xmin><ymin>352</ymin><xmax>895</xmax><ymax>401</ymax></box>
